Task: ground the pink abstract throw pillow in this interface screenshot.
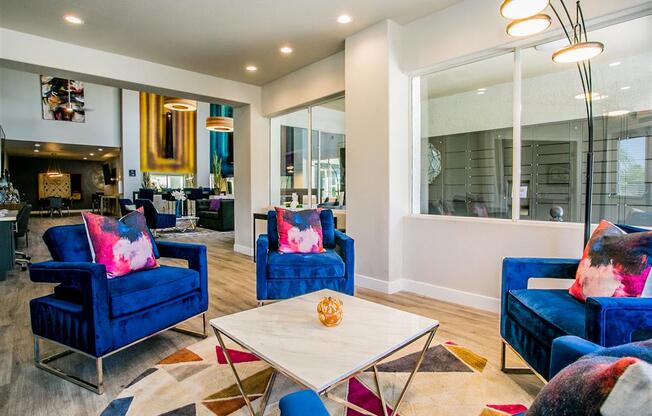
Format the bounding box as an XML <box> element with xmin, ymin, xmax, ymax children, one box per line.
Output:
<box><xmin>569</xmin><ymin>220</ymin><xmax>652</xmax><ymax>302</ymax></box>
<box><xmin>275</xmin><ymin>207</ymin><xmax>325</xmax><ymax>254</ymax></box>
<box><xmin>82</xmin><ymin>210</ymin><xmax>159</xmax><ymax>278</ymax></box>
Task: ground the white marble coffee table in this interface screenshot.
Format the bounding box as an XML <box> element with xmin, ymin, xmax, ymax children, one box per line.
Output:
<box><xmin>210</xmin><ymin>289</ymin><xmax>439</xmax><ymax>416</ymax></box>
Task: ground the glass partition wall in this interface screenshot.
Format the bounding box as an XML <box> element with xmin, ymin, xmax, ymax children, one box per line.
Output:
<box><xmin>415</xmin><ymin>15</ymin><xmax>652</xmax><ymax>226</ymax></box>
<box><xmin>271</xmin><ymin>97</ymin><xmax>345</xmax><ymax>209</ymax></box>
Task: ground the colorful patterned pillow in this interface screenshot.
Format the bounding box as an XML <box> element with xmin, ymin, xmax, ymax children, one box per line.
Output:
<box><xmin>569</xmin><ymin>220</ymin><xmax>652</xmax><ymax>302</ymax></box>
<box><xmin>82</xmin><ymin>210</ymin><xmax>159</xmax><ymax>278</ymax></box>
<box><xmin>528</xmin><ymin>343</ymin><xmax>652</xmax><ymax>416</ymax></box>
<box><xmin>275</xmin><ymin>207</ymin><xmax>324</xmax><ymax>254</ymax></box>
<box><xmin>209</xmin><ymin>198</ymin><xmax>221</xmax><ymax>212</ymax></box>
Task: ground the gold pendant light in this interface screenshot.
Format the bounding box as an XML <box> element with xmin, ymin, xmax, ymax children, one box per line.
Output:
<box><xmin>552</xmin><ymin>41</ymin><xmax>604</xmax><ymax>63</ymax></box>
<box><xmin>163</xmin><ymin>97</ymin><xmax>197</xmax><ymax>112</ymax></box>
<box><xmin>205</xmin><ymin>116</ymin><xmax>234</xmax><ymax>132</ymax></box>
<box><xmin>500</xmin><ymin>0</ymin><xmax>549</xmax><ymax>19</ymax></box>
<box><xmin>506</xmin><ymin>14</ymin><xmax>551</xmax><ymax>37</ymax></box>
<box><xmin>46</xmin><ymin>154</ymin><xmax>63</xmax><ymax>178</ymax></box>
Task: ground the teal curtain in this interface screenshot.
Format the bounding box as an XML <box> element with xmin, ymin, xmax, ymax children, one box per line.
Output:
<box><xmin>209</xmin><ymin>104</ymin><xmax>234</xmax><ymax>177</ymax></box>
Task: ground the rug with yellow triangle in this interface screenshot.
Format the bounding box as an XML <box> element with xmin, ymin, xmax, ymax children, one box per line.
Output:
<box><xmin>101</xmin><ymin>337</ymin><xmax>534</xmax><ymax>416</ymax></box>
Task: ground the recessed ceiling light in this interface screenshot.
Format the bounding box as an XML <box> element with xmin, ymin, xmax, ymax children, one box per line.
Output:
<box><xmin>337</xmin><ymin>14</ymin><xmax>352</xmax><ymax>24</ymax></box>
<box><xmin>477</xmin><ymin>91</ymin><xmax>486</xmax><ymax>95</ymax></box>
<box><xmin>63</xmin><ymin>14</ymin><xmax>84</xmax><ymax>25</ymax></box>
<box><xmin>33</xmin><ymin>149</ymin><xmax>40</xmax><ymax>153</ymax></box>
<box><xmin>83</xmin><ymin>157</ymin><xmax>88</xmax><ymax>160</ymax></box>
<box><xmin>98</xmin><ymin>148</ymin><xmax>103</xmax><ymax>151</ymax></box>
<box><xmin>477</xmin><ymin>88</ymin><xmax>487</xmax><ymax>92</ymax></box>
<box><xmin>609</xmin><ymin>61</ymin><xmax>621</xmax><ymax>67</ymax></box>
<box><xmin>245</xmin><ymin>65</ymin><xmax>258</xmax><ymax>72</ymax></box>
<box><xmin>620</xmin><ymin>86</ymin><xmax>631</xmax><ymax>90</ymax></box>
<box><xmin>89</xmin><ymin>153</ymin><xmax>95</xmax><ymax>156</ymax></box>
<box><xmin>280</xmin><ymin>46</ymin><xmax>293</xmax><ymax>54</ymax></box>
<box><xmin>34</xmin><ymin>143</ymin><xmax>41</xmax><ymax>147</ymax></box>
<box><xmin>605</xmin><ymin>110</ymin><xmax>629</xmax><ymax>117</ymax></box>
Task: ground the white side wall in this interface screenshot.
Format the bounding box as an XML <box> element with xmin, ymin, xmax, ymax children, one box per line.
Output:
<box><xmin>262</xmin><ymin>52</ymin><xmax>345</xmax><ymax>116</ymax></box>
<box><xmin>0</xmin><ymin>67</ymin><xmax>120</xmax><ymax>146</ymax></box>
<box><xmin>196</xmin><ymin>102</ymin><xmax>211</xmax><ymax>188</ymax></box>
<box><xmin>121</xmin><ymin>90</ymin><xmax>140</xmax><ymax>199</ymax></box>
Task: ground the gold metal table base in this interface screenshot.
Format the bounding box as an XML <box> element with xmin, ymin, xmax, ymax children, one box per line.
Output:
<box><xmin>213</xmin><ymin>326</ymin><xmax>437</xmax><ymax>416</ymax></box>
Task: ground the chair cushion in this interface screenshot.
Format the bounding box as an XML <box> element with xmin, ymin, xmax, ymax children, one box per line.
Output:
<box><xmin>570</xmin><ymin>220</ymin><xmax>652</xmax><ymax>302</ymax></box>
<box><xmin>279</xmin><ymin>390</ymin><xmax>329</xmax><ymax>416</ymax></box>
<box><xmin>507</xmin><ymin>289</ymin><xmax>586</xmax><ymax>345</ymax></box>
<box><xmin>108</xmin><ymin>265</ymin><xmax>200</xmax><ymax>317</ymax></box>
<box><xmin>267</xmin><ymin>249</ymin><xmax>344</xmax><ymax>279</ymax></box>
<box><xmin>276</xmin><ymin>208</ymin><xmax>325</xmax><ymax>254</ymax></box>
<box><xmin>83</xmin><ymin>210</ymin><xmax>159</xmax><ymax>278</ymax></box>
<box><xmin>43</xmin><ymin>224</ymin><xmax>94</xmax><ymax>262</ymax></box>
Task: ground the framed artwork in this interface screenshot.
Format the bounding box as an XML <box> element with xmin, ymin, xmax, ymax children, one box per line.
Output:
<box><xmin>41</xmin><ymin>76</ymin><xmax>85</xmax><ymax>122</ymax></box>
<box><xmin>38</xmin><ymin>173</ymin><xmax>71</xmax><ymax>199</ymax></box>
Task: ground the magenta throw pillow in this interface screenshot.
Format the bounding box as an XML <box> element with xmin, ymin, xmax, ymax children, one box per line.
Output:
<box><xmin>209</xmin><ymin>198</ymin><xmax>221</xmax><ymax>212</ymax></box>
<box><xmin>275</xmin><ymin>207</ymin><xmax>324</xmax><ymax>254</ymax></box>
<box><xmin>82</xmin><ymin>210</ymin><xmax>159</xmax><ymax>278</ymax></box>
<box><xmin>569</xmin><ymin>220</ymin><xmax>652</xmax><ymax>302</ymax></box>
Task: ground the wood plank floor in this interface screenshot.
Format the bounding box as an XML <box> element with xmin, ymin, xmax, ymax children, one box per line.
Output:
<box><xmin>0</xmin><ymin>215</ymin><xmax>543</xmax><ymax>415</ymax></box>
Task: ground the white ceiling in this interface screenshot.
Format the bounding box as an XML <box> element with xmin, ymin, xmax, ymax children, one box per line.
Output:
<box><xmin>0</xmin><ymin>0</ymin><xmax>460</xmax><ymax>86</ymax></box>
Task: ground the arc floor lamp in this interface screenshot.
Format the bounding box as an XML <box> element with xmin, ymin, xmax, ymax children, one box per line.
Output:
<box><xmin>500</xmin><ymin>0</ymin><xmax>604</xmax><ymax>245</ymax></box>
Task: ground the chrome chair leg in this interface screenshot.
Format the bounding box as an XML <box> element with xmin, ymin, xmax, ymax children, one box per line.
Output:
<box><xmin>171</xmin><ymin>312</ymin><xmax>208</xmax><ymax>338</ymax></box>
<box><xmin>34</xmin><ymin>335</ymin><xmax>104</xmax><ymax>394</ymax></box>
<box><xmin>500</xmin><ymin>340</ymin><xmax>534</xmax><ymax>374</ymax></box>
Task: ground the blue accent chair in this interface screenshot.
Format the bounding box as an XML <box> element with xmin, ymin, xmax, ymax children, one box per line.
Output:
<box><xmin>135</xmin><ymin>199</ymin><xmax>176</xmax><ymax>233</ymax></box>
<box><xmin>256</xmin><ymin>209</ymin><xmax>354</xmax><ymax>302</ymax></box>
<box><xmin>550</xmin><ymin>335</ymin><xmax>652</xmax><ymax>379</ymax></box>
<box><xmin>118</xmin><ymin>198</ymin><xmax>134</xmax><ymax>216</ymax></box>
<box><xmin>29</xmin><ymin>224</ymin><xmax>208</xmax><ymax>394</ymax></box>
<box><xmin>279</xmin><ymin>390</ymin><xmax>329</xmax><ymax>416</ymax></box>
<box><xmin>501</xmin><ymin>224</ymin><xmax>652</xmax><ymax>381</ymax></box>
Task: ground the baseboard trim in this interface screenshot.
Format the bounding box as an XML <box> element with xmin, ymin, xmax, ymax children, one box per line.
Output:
<box><xmin>355</xmin><ymin>274</ymin><xmax>499</xmax><ymax>313</ymax></box>
<box><xmin>355</xmin><ymin>274</ymin><xmax>403</xmax><ymax>294</ymax></box>
<box><xmin>402</xmin><ymin>279</ymin><xmax>500</xmax><ymax>313</ymax></box>
<box><xmin>233</xmin><ymin>244</ymin><xmax>253</xmax><ymax>257</ymax></box>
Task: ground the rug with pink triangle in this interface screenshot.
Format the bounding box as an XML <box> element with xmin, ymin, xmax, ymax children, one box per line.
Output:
<box><xmin>101</xmin><ymin>336</ymin><xmax>535</xmax><ymax>416</ymax></box>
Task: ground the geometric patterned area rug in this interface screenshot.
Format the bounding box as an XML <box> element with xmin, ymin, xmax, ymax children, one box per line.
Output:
<box><xmin>101</xmin><ymin>337</ymin><xmax>533</xmax><ymax>416</ymax></box>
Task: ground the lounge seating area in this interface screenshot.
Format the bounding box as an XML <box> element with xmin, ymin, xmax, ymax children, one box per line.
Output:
<box><xmin>0</xmin><ymin>1</ymin><xmax>651</xmax><ymax>415</ymax></box>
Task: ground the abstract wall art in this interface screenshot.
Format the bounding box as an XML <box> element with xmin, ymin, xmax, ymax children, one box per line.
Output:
<box><xmin>40</xmin><ymin>76</ymin><xmax>85</xmax><ymax>122</ymax></box>
<box><xmin>139</xmin><ymin>92</ymin><xmax>196</xmax><ymax>173</ymax></box>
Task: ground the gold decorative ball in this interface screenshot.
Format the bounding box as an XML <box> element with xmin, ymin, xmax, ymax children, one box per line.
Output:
<box><xmin>317</xmin><ymin>296</ymin><xmax>343</xmax><ymax>327</ymax></box>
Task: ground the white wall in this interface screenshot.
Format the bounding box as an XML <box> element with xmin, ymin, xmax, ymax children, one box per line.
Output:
<box><xmin>262</xmin><ymin>51</ymin><xmax>344</xmax><ymax>116</ymax></box>
<box><xmin>196</xmin><ymin>102</ymin><xmax>211</xmax><ymax>188</ymax></box>
<box><xmin>1</xmin><ymin>28</ymin><xmax>268</xmax><ymax>253</ymax></box>
<box><xmin>0</xmin><ymin>67</ymin><xmax>121</xmax><ymax>146</ymax></box>
<box><xmin>121</xmin><ymin>90</ymin><xmax>140</xmax><ymax>199</ymax></box>
<box><xmin>346</xmin><ymin>20</ymin><xmax>410</xmax><ymax>289</ymax></box>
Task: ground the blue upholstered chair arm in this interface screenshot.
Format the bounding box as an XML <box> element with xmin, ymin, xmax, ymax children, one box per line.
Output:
<box><xmin>550</xmin><ymin>335</ymin><xmax>601</xmax><ymax>378</ymax></box>
<box><xmin>335</xmin><ymin>230</ymin><xmax>355</xmax><ymax>294</ymax></box>
<box><xmin>256</xmin><ymin>234</ymin><xmax>269</xmax><ymax>301</ymax></box>
<box><xmin>501</xmin><ymin>258</ymin><xmax>579</xmax><ymax>336</ymax></box>
<box><xmin>156</xmin><ymin>241</ymin><xmax>208</xmax><ymax>310</ymax></box>
<box><xmin>155</xmin><ymin>213</ymin><xmax>177</xmax><ymax>229</ymax></box>
<box><xmin>585</xmin><ymin>296</ymin><xmax>652</xmax><ymax>347</ymax></box>
<box><xmin>29</xmin><ymin>261</ymin><xmax>112</xmax><ymax>355</ymax></box>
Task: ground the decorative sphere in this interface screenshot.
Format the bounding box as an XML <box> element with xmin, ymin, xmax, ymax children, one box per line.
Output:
<box><xmin>550</xmin><ymin>206</ymin><xmax>564</xmax><ymax>221</ymax></box>
<box><xmin>317</xmin><ymin>296</ymin><xmax>343</xmax><ymax>327</ymax></box>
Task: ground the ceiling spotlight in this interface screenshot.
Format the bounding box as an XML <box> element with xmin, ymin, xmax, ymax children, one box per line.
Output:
<box><xmin>575</xmin><ymin>92</ymin><xmax>607</xmax><ymax>101</ymax></box>
<box><xmin>605</xmin><ymin>110</ymin><xmax>630</xmax><ymax>117</ymax></box>
<box><xmin>506</xmin><ymin>14</ymin><xmax>551</xmax><ymax>37</ymax></box>
<box><xmin>33</xmin><ymin>149</ymin><xmax>40</xmax><ymax>153</ymax></box>
<box><xmin>98</xmin><ymin>148</ymin><xmax>103</xmax><ymax>151</ymax></box>
<box><xmin>280</xmin><ymin>46</ymin><xmax>293</xmax><ymax>54</ymax></box>
<box><xmin>83</xmin><ymin>157</ymin><xmax>88</xmax><ymax>160</ymax></box>
<box><xmin>500</xmin><ymin>0</ymin><xmax>548</xmax><ymax>19</ymax></box>
<box><xmin>64</xmin><ymin>14</ymin><xmax>84</xmax><ymax>25</ymax></box>
<box><xmin>245</xmin><ymin>65</ymin><xmax>258</xmax><ymax>72</ymax></box>
<box><xmin>621</xmin><ymin>86</ymin><xmax>631</xmax><ymax>90</ymax></box>
<box><xmin>34</xmin><ymin>143</ymin><xmax>41</xmax><ymax>147</ymax></box>
<box><xmin>609</xmin><ymin>61</ymin><xmax>621</xmax><ymax>67</ymax></box>
<box><xmin>337</xmin><ymin>14</ymin><xmax>352</xmax><ymax>24</ymax></box>
<box><xmin>89</xmin><ymin>153</ymin><xmax>95</xmax><ymax>156</ymax></box>
<box><xmin>477</xmin><ymin>88</ymin><xmax>487</xmax><ymax>92</ymax></box>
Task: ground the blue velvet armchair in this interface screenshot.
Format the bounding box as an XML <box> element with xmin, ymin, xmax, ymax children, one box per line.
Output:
<box><xmin>501</xmin><ymin>226</ymin><xmax>652</xmax><ymax>381</ymax></box>
<box><xmin>256</xmin><ymin>209</ymin><xmax>354</xmax><ymax>302</ymax></box>
<box><xmin>135</xmin><ymin>198</ymin><xmax>176</xmax><ymax>234</ymax></box>
<box><xmin>29</xmin><ymin>224</ymin><xmax>208</xmax><ymax>394</ymax></box>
